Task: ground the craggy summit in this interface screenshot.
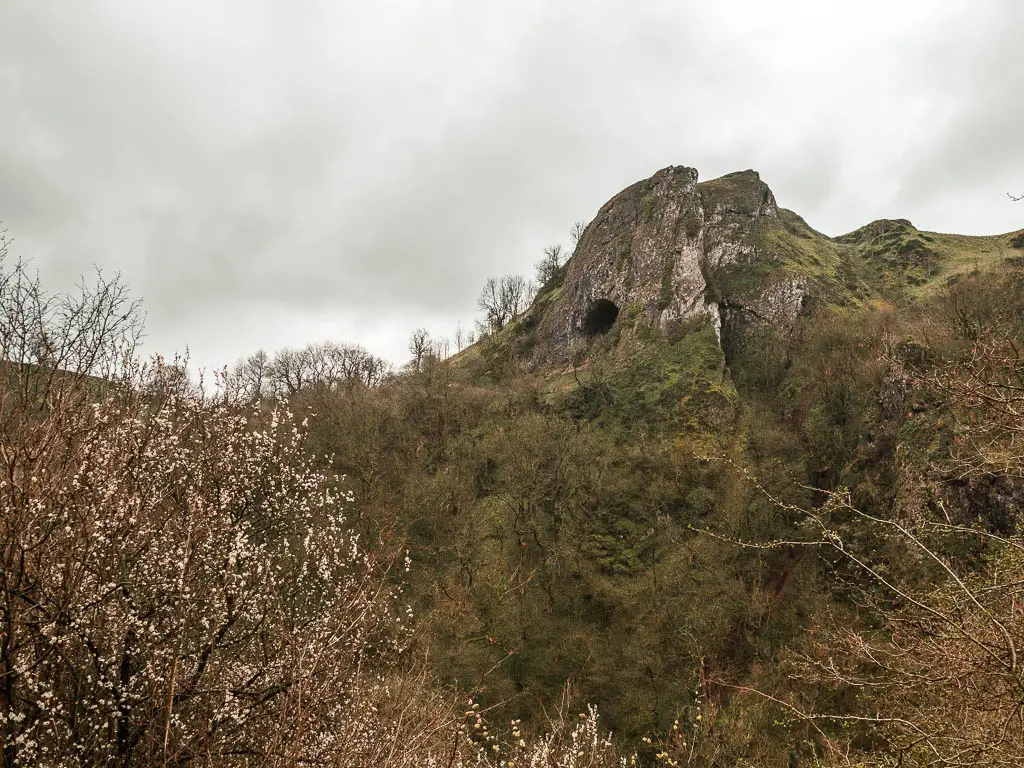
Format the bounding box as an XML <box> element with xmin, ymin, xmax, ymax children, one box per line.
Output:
<box><xmin>519</xmin><ymin>164</ymin><xmax>1022</xmax><ymax>370</ymax></box>
<box><xmin>531</xmin><ymin>166</ymin><xmax>794</xmax><ymax>366</ymax></box>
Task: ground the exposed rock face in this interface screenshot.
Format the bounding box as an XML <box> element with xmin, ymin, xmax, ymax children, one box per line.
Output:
<box><xmin>742</xmin><ymin>276</ymin><xmax>807</xmax><ymax>321</ymax></box>
<box><xmin>532</xmin><ymin>166</ymin><xmax>782</xmax><ymax>365</ymax></box>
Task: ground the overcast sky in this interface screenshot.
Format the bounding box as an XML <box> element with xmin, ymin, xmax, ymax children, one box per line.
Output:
<box><xmin>1</xmin><ymin>1</ymin><xmax>1021</xmax><ymax>370</ymax></box>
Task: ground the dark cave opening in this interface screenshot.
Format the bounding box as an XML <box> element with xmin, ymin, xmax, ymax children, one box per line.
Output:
<box><xmin>582</xmin><ymin>298</ymin><xmax>620</xmax><ymax>336</ymax></box>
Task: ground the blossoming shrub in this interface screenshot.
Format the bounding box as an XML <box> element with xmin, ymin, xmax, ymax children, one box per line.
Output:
<box><xmin>0</xmin><ymin>253</ymin><xmax>648</xmax><ymax>768</ymax></box>
<box><xmin>0</xmin><ymin>253</ymin><xmax>459</xmax><ymax>766</ymax></box>
<box><xmin>3</xmin><ymin>367</ymin><xmax>425</xmax><ymax>762</ymax></box>
<box><xmin>455</xmin><ymin>702</ymin><xmax>633</xmax><ymax>768</ymax></box>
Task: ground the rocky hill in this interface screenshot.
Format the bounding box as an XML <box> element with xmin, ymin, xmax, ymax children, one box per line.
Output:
<box><xmin>296</xmin><ymin>166</ymin><xmax>1024</xmax><ymax>764</ymax></box>
<box><xmin>7</xmin><ymin>166</ymin><xmax>1024</xmax><ymax>767</ymax></box>
<box><xmin>492</xmin><ymin>165</ymin><xmax>1022</xmax><ymax>374</ymax></box>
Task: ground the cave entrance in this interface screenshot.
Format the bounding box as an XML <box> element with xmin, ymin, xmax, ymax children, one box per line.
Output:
<box><xmin>582</xmin><ymin>298</ymin><xmax>620</xmax><ymax>336</ymax></box>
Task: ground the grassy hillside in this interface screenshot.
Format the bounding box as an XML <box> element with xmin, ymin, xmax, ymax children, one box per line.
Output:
<box><xmin>835</xmin><ymin>217</ymin><xmax>1022</xmax><ymax>297</ymax></box>
<box><xmin>708</xmin><ymin>206</ymin><xmax>1024</xmax><ymax>311</ymax></box>
<box><xmin>6</xmin><ymin>197</ymin><xmax>1023</xmax><ymax>766</ymax></box>
<box><xmin>291</xmin><ymin>210</ymin><xmax>1024</xmax><ymax>764</ymax></box>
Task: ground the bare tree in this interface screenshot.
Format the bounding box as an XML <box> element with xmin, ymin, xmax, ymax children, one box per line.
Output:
<box><xmin>936</xmin><ymin>333</ymin><xmax>1024</xmax><ymax>477</ymax></box>
<box><xmin>408</xmin><ymin>327</ymin><xmax>431</xmax><ymax>371</ymax></box>
<box><xmin>226</xmin><ymin>348</ymin><xmax>269</xmax><ymax>401</ymax></box>
<box><xmin>477</xmin><ymin>277</ymin><xmax>505</xmax><ymax>333</ymax></box>
<box><xmin>535</xmin><ymin>244</ymin><xmax>564</xmax><ymax>286</ymax></box>
<box><xmin>503</xmin><ymin>274</ymin><xmax>532</xmax><ymax>320</ymax></box>
<box><xmin>0</xmin><ymin>372</ymin><xmax>445</xmax><ymax>764</ymax></box>
<box><xmin>477</xmin><ymin>274</ymin><xmax>534</xmax><ymax>333</ymax></box>
<box><xmin>253</xmin><ymin>342</ymin><xmax>390</xmax><ymax>397</ymax></box>
<box><xmin>570</xmin><ymin>220</ymin><xmax>587</xmax><ymax>248</ymax></box>
<box><xmin>0</xmin><ymin>243</ymin><xmax>142</xmax><ymax>385</ymax></box>
<box><xmin>366</xmin><ymin>354</ymin><xmax>391</xmax><ymax>386</ymax></box>
<box><xmin>315</xmin><ymin>341</ymin><xmax>390</xmax><ymax>388</ymax></box>
<box><xmin>454</xmin><ymin>322</ymin><xmax>465</xmax><ymax>353</ymax></box>
<box><xmin>267</xmin><ymin>345</ymin><xmax>311</xmax><ymax>394</ymax></box>
<box><xmin>432</xmin><ymin>336</ymin><xmax>450</xmax><ymax>361</ymax></box>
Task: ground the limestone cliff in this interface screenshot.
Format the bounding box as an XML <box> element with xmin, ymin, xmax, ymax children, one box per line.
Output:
<box><xmin>529</xmin><ymin>165</ymin><xmax>785</xmax><ymax>366</ymax></box>
<box><xmin>508</xmin><ymin>164</ymin><xmax>1024</xmax><ymax>372</ymax></box>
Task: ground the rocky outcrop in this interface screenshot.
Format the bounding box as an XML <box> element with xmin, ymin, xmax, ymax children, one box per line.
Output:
<box><xmin>529</xmin><ymin>166</ymin><xmax>787</xmax><ymax>366</ymax></box>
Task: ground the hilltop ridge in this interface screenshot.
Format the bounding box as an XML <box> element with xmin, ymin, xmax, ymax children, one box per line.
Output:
<box><xmin>468</xmin><ymin>165</ymin><xmax>1023</xmax><ymax>377</ymax></box>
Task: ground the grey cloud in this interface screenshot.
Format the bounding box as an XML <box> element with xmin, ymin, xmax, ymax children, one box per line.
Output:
<box><xmin>1</xmin><ymin>1</ymin><xmax>1020</xmax><ymax>369</ymax></box>
<box><xmin>897</xmin><ymin>5</ymin><xmax>1024</xmax><ymax>210</ymax></box>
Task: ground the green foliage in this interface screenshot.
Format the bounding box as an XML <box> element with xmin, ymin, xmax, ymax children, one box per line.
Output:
<box><xmin>295</xmin><ymin>241</ymin><xmax>1024</xmax><ymax>763</ymax></box>
<box><xmin>299</xmin><ymin>327</ymin><xmax>793</xmax><ymax>743</ymax></box>
<box><xmin>708</xmin><ymin>259</ymin><xmax>780</xmax><ymax>304</ymax></box>
<box><xmin>555</xmin><ymin>321</ymin><xmax>735</xmax><ymax>436</ymax></box>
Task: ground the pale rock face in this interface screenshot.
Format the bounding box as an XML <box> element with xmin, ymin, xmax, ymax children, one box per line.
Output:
<box><xmin>751</xmin><ymin>278</ymin><xmax>806</xmax><ymax>322</ymax></box>
<box><xmin>532</xmin><ymin>165</ymin><xmax>782</xmax><ymax>366</ymax></box>
<box><xmin>705</xmin><ymin>300</ymin><xmax>723</xmax><ymax>344</ymax></box>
